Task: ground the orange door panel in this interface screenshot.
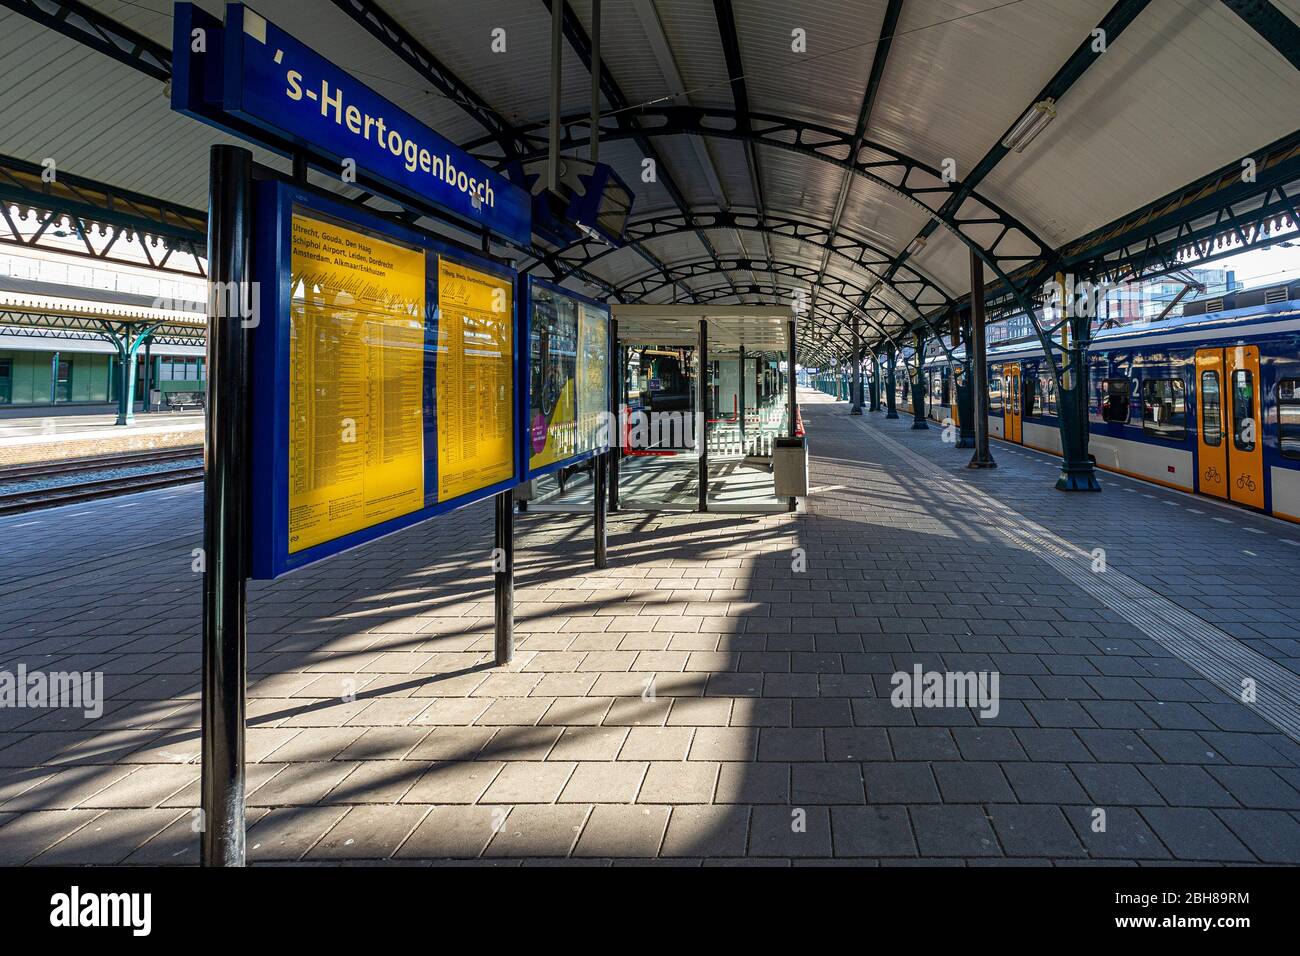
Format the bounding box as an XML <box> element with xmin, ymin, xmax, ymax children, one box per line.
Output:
<box><xmin>1007</xmin><ymin>364</ymin><xmax>1022</xmax><ymax>443</ymax></box>
<box><xmin>1195</xmin><ymin>349</ymin><xmax>1228</xmax><ymax>500</ymax></box>
<box><xmin>1226</xmin><ymin>345</ymin><xmax>1264</xmax><ymax>509</ymax></box>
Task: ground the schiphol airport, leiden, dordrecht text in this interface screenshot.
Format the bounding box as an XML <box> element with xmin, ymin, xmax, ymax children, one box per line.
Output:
<box><xmin>283</xmin><ymin>68</ymin><xmax>496</xmax><ymax>211</ymax></box>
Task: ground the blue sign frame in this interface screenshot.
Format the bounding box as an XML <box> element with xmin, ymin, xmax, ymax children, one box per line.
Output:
<box><xmin>172</xmin><ymin>3</ymin><xmax>531</xmax><ymax>246</ymax></box>
<box><xmin>524</xmin><ymin>275</ymin><xmax>613</xmax><ymax>481</ymax></box>
<box><xmin>250</xmin><ymin>179</ymin><xmax>524</xmax><ymax>579</ymax></box>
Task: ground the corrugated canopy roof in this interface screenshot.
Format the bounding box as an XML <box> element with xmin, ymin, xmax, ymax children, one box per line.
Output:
<box><xmin>1</xmin><ymin>0</ymin><xmax>1297</xmax><ymax>361</ymax></box>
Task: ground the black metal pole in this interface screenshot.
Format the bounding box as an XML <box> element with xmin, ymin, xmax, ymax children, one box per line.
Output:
<box><xmin>495</xmin><ymin>489</ymin><xmax>514</xmax><ymax>664</ymax></box>
<box><xmin>698</xmin><ymin>318</ymin><xmax>709</xmax><ymax>512</ymax></box>
<box><xmin>885</xmin><ymin>346</ymin><xmax>899</xmax><ymax>419</ymax></box>
<box><xmin>910</xmin><ymin>332</ymin><xmax>929</xmax><ymax>430</ymax></box>
<box><xmin>787</xmin><ymin>319</ymin><xmax>797</xmax><ymax>438</ymax></box>
<box><xmin>851</xmin><ymin>315</ymin><xmax>863</xmax><ymax>414</ymax></box>
<box><xmin>594</xmin><ymin>450</ymin><xmax>608</xmax><ymax>568</ymax></box>
<box><xmin>200</xmin><ymin>144</ymin><xmax>252</xmax><ymax>868</ymax></box>
<box><xmin>738</xmin><ymin>344</ymin><xmax>746</xmax><ymax>453</ymax></box>
<box><xmin>968</xmin><ymin>252</ymin><xmax>997</xmax><ymax>469</ymax></box>
<box><xmin>609</xmin><ymin>320</ymin><xmax>620</xmax><ymax>512</ymax></box>
<box><xmin>141</xmin><ymin>337</ymin><xmax>152</xmax><ymax>413</ymax></box>
<box><xmin>957</xmin><ymin>310</ymin><xmax>976</xmax><ymax>448</ymax></box>
<box><xmin>786</xmin><ymin>317</ymin><xmax>797</xmax><ymax>513</ymax></box>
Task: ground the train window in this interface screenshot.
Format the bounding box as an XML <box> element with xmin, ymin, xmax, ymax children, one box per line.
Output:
<box><xmin>1101</xmin><ymin>378</ymin><xmax>1130</xmax><ymax>423</ymax></box>
<box><xmin>1200</xmin><ymin>370</ymin><xmax>1222</xmax><ymax>447</ymax></box>
<box><xmin>1142</xmin><ymin>378</ymin><xmax>1187</xmax><ymax>440</ymax></box>
<box><xmin>1232</xmin><ymin>369</ymin><xmax>1256</xmax><ymax>452</ymax></box>
<box><xmin>1279</xmin><ymin>378</ymin><xmax>1300</xmax><ymax>461</ymax></box>
<box><xmin>988</xmin><ymin>372</ymin><xmax>1002</xmax><ymax>413</ymax></box>
<box><xmin>1027</xmin><ymin>377</ymin><xmax>1041</xmax><ymax>415</ymax></box>
<box><xmin>1043</xmin><ymin>374</ymin><xmax>1057</xmax><ymax>416</ymax></box>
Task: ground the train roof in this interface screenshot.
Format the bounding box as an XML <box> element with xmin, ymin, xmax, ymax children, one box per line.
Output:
<box><xmin>927</xmin><ymin>296</ymin><xmax>1300</xmax><ymax>365</ymax></box>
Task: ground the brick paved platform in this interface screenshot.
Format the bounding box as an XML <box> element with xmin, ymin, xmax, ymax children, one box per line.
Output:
<box><xmin>3</xmin><ymin>389</ymin><xmax>1300</xmax><ymax>865</ymax></box>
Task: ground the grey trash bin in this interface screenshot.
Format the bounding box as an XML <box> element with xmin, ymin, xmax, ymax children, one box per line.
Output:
<box><xmin>773</xmin><ymin>436</ymin><xmax>809</xmax><ymax>497</ymax></box>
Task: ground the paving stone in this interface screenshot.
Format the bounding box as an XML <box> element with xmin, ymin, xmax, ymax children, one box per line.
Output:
<box><xmin>1061</xmin><ymin>806</ymin><xmax>1169</xmax><ymax>860</ymax></box>
<box><xmin>619</xmin><ymin>727</ymin><xmax>693</xmax><ymax>761</ymax></box>
<box><xmin>910</xmin><ymin>806</ymin><xmax>1000</xmax><ymax>858</ymax></box>
<box><xmin>790</xmin><ymin>763</ymin><xmax>866</xmax><ymax>804</ymax></box>
<box><xmin>986</xmin><ymin>805</ymin><xmax>1085</xmax><ymax>858</ymax></box>
<box><xmin>715</xmin><ymin>763</ymin><xmax>789</xmax><ymax>804</ymax></box>
<box><xmin>660</xmin><ymin>806</ymin><xmax>750</xmax><ymax>857</ymax></box>
<box><xmin>396</xmin><ymin>805</ymin><xmax>501</xmax><ymax>859</ymax></box>
<box><xmin>830</xmin><ymin>806</ymin><xmax>916</xmax><ymax>857</ymax></box>
<box><xmin>638</xmin><ymin>762</ymin><xmax>719</xmax><ymax>803</ymax></box>
<box><xmin>823</xmin><ymin>727</ymin><xmax>891</xmax><ymax>762</ymax></box>
<box><xmin>1139</xmin><ymin>765</ymin><xmax>1238</xmax><ymax>807</ymax></box>
<box><xmin>1206</xmin><ymin>766</ymin><xmax>1300</xmax><ymax>809</ymax></box>
<box><xmin>862</xmin><ymin>763</ymin><xmax>941</xmax><ymax>804</ymax></box>
<box><xmin>573</xmin><ymin>805</ymin><xmax>670</xmax><ymax>858</ymax></box>
<box><xmin>1071</xmin><ymin>763</ymin><xmax>1164</xmax><ymax>806</ymax></box>
<box><xmin>307</xmin><ymin>805</ymin><xmax>428</xmax><ymax>860</ymax></box>
<box><xmin>757</xmin><ymin>728</ymin><xmax>823</xmax><ymax>761</ymax></box>
<box><xmin>1001</xmin><ymin>763</ymin><xmax>1089</xmax><ymax>804</ymax></box>
<box><xmin>932</xmin><ymin>763</ymin><xmax>1015</xmax><ymax>803</ymax></box>
<box><xmin>1213</xmin><ymin>808</ymin><xmax>1300</xmax><ymax>863</ymax></box>
<box><xmin>1014</xmin><ymin>728</ymin><xmax>1093</xmax><ymax>762</ymax></box>
<box><xmin>402</xmin><ymin>761</ymin><xmax>503</xmax><ymax>804</ymax></box>
<box><xmin>749</xmin><ymin>805</ymin><xmax>832</xmax><ymax>857</ymax></box>
<box><xmin>688</xmin><ymin>727</ymin><xmax>758</xmax><ymax>761</ymax></box>
<box><xmin>0</xmin><ymin>810</ymin><xmax>105</xmax><ymax>864</ymax></box>
<box><xmin>952</xmin><ymin>727</ymin><xmax>1028</xmax><ymax>761</ymax></box>
<box><xmin>247</xmin><ymin>806</ymin><xmax>348</xmax><ymax>862</ymax></box>
<box><xmin>483</xmin><ymin>805</ymin><xmax>590</xmax><ymax>858</ymax></box>
<box><xmin>1139</xmin><ymin>807</ymin><xmax>1254</xmax><ymax>862</ymax></box>
<box><xmin>888</xmin><ymin>727</ymin><xmax>959</xmax><ymax>761</ymax></box>
<box><xmin>480</xmin><ymin>762</ymin><xmax>575</xmax><ymax>804</ymax></box>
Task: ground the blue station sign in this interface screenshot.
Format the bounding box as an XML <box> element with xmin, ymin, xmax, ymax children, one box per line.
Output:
<box><xmin>172</xmin><ymin>3</ymin><xmax>532</xmax><ymax>246</ymax></box>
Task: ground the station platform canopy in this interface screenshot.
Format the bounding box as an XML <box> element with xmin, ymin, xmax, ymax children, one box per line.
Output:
<box><xmin>0</xmin><ymin>0</ymin><xmax>1296</xmax><ymax>365</ymax></box>
<box><xmin>612</xmin><ymin>304</ymin><xmax>790</xmax><ymax>352</ymax></box>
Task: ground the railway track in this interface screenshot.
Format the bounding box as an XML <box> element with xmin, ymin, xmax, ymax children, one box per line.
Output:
<box><xmin>0</xmin><ymin>446</ymin><xmax>202</xmax><ymax>482</ymax></box>
<box><xmin>0</xmin><ymin>449</ymin><xmax>205</xmax><ymax>516</ymax></box>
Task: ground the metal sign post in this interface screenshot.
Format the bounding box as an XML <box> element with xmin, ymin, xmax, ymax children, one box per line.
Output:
<box><xmin>495</xmin><ymin>490</ymin><xmax>514</xmax><ymax>664</ymax></box>
<box><xmin>200</xmin><ymin>144</ymin><xmax>253</xmax><ymax>868</ymax></box>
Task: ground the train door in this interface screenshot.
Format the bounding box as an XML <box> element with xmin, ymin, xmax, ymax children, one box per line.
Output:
<box><xmin>1195</xmin><ymin>349</ymin><xmax>1227</xmax><ymax>499</ymax></box>
<box><xmin>1004</xmin><ymin>363</ymin><xmax>1022</xmax><ymax>443</ymax></box>
<box><xmin>1226</xmin><ymin>345</ymin><xmax>1264</xmax><ymax>509</ymax></box>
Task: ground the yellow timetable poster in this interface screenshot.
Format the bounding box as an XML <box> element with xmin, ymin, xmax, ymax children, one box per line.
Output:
<box><xmin>436</xmin><ymin>257</ymin><xmax>514</xmax><ymax>500</ymax></box>
<box><xmin>287</xmin><ymin>212</ymin><xmax>426</xmax><ymax>553</ymax></box>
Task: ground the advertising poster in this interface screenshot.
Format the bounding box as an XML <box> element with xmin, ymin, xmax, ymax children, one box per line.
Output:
<box><xmin>528</xmin><ymin>285</ymin><xmax>579</xmax><ymax>470</ymax></box>
<box><xmin>434</xmin><ymin>257</ymin><xmax>515</xmax><ymax>500</ymax></box>
<box><xmin>576</xmin><ymin>301</ymin><xmax>610</xmax><ymax>453</ymax></box>
<box><xmin>287</xmin><ymin>211</ymin><xmax>426</xmax><ymax>553</ymax></box>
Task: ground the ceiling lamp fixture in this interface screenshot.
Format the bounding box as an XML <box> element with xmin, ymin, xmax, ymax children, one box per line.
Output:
<box><xmin>1001</xmin><ymin>98</ymin><xmax>1058</xmax><ymax>153</ymax></box>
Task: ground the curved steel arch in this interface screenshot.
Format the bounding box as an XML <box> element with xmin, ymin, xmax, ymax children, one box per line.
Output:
<box><xmin>486</xmin><ymin>103</ymin><xmax>1071</xmax><ymax>396</ymax></box>
<box><xmin>669</xmin><ymin>278</ymin><xmax>902</xmax><ymax>363</ymax></box>
<box><xmin>611</xmin><ymin>255</ymin><xmax>912</xmax><ymax>330</ymax></box>
<box><xmin>529</xmin><ymin>208</ymin><xmax>955</xmax><ymax>317</ymax></box>
<box><xmin>623</xmin><ymin>264</ymin><xmax>909</xmax><ymax>356</ymax></box>
<box><xmin>471</xmin><ymin>105</ymin><xmax>1054</xmax><ymax>284</ymax></box>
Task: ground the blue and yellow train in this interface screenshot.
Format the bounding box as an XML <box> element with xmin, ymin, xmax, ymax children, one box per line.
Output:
<box><xmin>898</xmin><ymin>280</ymin><xmax>1300</xmax><ymax>523</ymax></box>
